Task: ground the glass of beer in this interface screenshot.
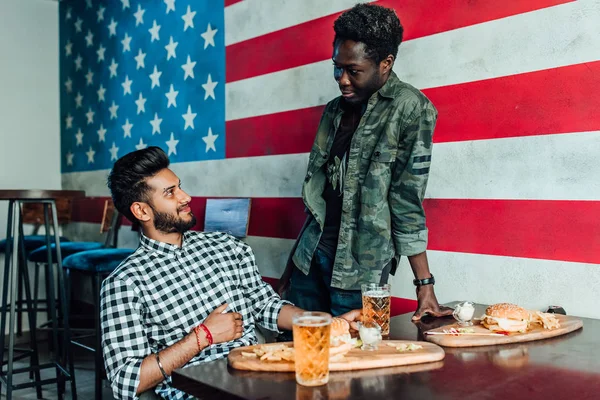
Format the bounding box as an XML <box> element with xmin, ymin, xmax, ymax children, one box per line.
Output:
<box><xmin>292</xmin><ymin>312</ymin><xmax>332</xmax><ymax>386</ymax></box>
<box><xmin>361</xmin><ymin>283</ymin><xmax>391</xmax><ymax>336</ymax></box>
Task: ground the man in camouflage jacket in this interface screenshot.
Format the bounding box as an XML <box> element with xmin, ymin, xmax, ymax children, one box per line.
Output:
<box><xmin>278</xmin><ymin>4</ymin><xmax>452</xmax><ymax>322</ymax></box>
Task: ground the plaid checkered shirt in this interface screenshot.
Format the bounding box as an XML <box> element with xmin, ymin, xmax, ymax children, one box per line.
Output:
<box><xmin>101</xmin><ymin>231</ymin><xmax>291</xmax><ymax>400</ymax></box>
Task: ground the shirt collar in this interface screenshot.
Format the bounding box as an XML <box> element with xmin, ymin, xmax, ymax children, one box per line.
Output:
<box><xmin>140</xmin><ymin>232</ymin><xmax>190</xmax><ymax>255</ymax></box>
<box><xmin>375</xmin><ymin>70</ymin><xmax>401</xmax><ymax>100</ymax></box>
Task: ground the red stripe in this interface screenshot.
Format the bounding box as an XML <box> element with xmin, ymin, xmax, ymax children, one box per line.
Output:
<box><xmin>247</xmin><ymin>198</ymin><xmax>306</xmax><ymax>239</ymax></box>
<box><xmin>390</xmin><ymin>297</ymin><xmax>418</xmax><ymax>317</ymax></box>
<box><xmin>71</xmin><ymin>197</ymin><xmax>110</xmax><ymax>225</ymax></box>
<box><xmin>262</xmin><ymin>277</ymin><xmax>416</xmax><ymax>317</ymax></box>
<box><xmin>224</xmin><ymin>0</ymin><xmax>243</xmax><ymax>7</ymax></box>
<box><xmin>225</xmin><ymin>106</ymin><xmax>324</xmax><ymax>158</ymax></box>
<box><xmin>225</xmin><ymin>0</ymin><xmax>573</xmax><ymax>83</ymax></box>
<box><xmin>73</xmin><ymin>197</ymin><xmax>600</xmax><ymax>264</ymax></box>
<box><xmin>112</xmin><ymin>197</ymin><xmax>306</xmax><ymax>240</ymax></box>
<box><xmin>379</xmin><ymin>0</ymin><xmax>574</xmax><ymax>41</ymax></box>
<box><xmin>425</xmin><ymin>199</ymin><xmax>600</xmax><ymax>265</ymax></box>
<box><xmin>225</xmin><ymin>61</ymin><xmax>600</xmax><ymax>157</ymax></box>
<box><xmin>78</xmin><ymin>197</ymin><xmax>304</xmax><ymax>238</ymax></box>
<box><xmin>427</xmin><ymin>61</ymin><xmax>600</xmax><ymax>143</ymax></box>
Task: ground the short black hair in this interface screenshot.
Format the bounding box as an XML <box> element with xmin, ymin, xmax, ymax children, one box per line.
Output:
<box><xmin>107</xmin><ymin>146</ymin><xmax>170</xmax><ymax>223</ymax></box>
<box><xmin>333</xmin><ymin>3</ymin><xmax>403</xmax><ymax>64</ymax></box>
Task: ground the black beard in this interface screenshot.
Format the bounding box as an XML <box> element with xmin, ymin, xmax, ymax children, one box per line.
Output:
<box><xmin>152</xmin><ymin>208</ymin><xmax>197</xmax><ymax>234</ymax></box>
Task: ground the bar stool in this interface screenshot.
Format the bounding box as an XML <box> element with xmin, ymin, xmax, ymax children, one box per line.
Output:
<box><xmin>0</xmin><ymin>190</ymin><xmax>81</xmax><ymax>400</ymax></box>
<box><xmin>26</xmin><ymin>201</ymin><xmax>105</xmax><ymax>348</ymax></box>
<box><xmin>62</xmin><ymin>200</ymin><xmax>135</xmax><ymax>400</ymax></box>
<box><xmin>0</xmin><ymin>200</ymin><xmax>71</xmax><ymax>338</ymax></box>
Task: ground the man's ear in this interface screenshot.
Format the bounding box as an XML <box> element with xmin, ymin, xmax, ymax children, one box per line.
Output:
<box><xmin>131</xmin><ymin>202</ymin><xmax>152</xmax><ymax>222</ymax></box>
<box><xmin>380</xmin><ymin>54</ymin><xmax>394</xmax><ymax>75</ymax></box>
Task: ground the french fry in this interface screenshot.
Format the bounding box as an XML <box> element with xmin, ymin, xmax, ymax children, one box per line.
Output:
<box><xmin>242</xmin><ymin>344</ymin><xmax>296</xmax><ymax>362</ymax></box>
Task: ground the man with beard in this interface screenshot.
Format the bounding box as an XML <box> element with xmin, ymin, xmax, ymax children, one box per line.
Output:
<box><xmin>277</xmin><ymin>4</ymin><xmax>453</xmax><ymax>323</ymax></box>
<box><xmin>101</xmin><ymin>147</ymin><xmax>359</xmax><ymax>400</ymax></box>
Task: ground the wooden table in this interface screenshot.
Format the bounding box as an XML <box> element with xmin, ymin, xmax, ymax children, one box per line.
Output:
<box><xmin>172</xmin><ymin>302</ymin><xmax>600</xmax><ymax>400</ymax></box>
<box><xmin>0</xmin><ymin>189</ymin><xmax>84</xmax><ymax>400</ymax></box>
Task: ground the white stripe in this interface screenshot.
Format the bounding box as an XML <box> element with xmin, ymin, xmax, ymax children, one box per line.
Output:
<box><xmin>226</xmin><ymin>0</ymin><xmax>600</xmax><ymax>121</ymax></box>
<box><xmin>62</xmin><ymin>169</ymin><xmax>110</xmax><ymax>197</ymax></box>
<box><xmin>391</xmin><ymin>250</ymin><xmax>600</xmax><ymax>319</ymax></box>
<box><xmin>244</xmin><ymin>236</ymin><xmax>295</xmax><ymax>279</ymax></box>
<box><xmin>428</xmin><ymin>131</ymin><xmax>600</xmax><ymax>201</ymax></box>
<box><xmin>226</xmin><ymin>60</ymin><xmax>338</xmax><ymax>121</ymax></box>
<box><xmin>62</xmin><ymin>131</ymin><xmax>600</xmax><ymax>201</ymax></box>
<box><xmin>63</xmin><ymin>221</ymin><xmax>140</xmax><ymax>250</ymax></box>
<box><xmin>224</xmin><ymin>0</ymin><xmax>373</xmax><ymax>46</ymax></box>
<box><xmin>62</xmin><ymin>153</ymin><xmax>308</xmax><ymax>198</ymax></box>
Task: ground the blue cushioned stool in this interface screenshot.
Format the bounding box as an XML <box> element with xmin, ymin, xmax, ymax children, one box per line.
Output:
<box><xmin>63</xmin><ymin>248</ymin><xmax>134</xmax><ymax>274</ymax></box>
<box><xmin>0</xmin><ymin>235</ymin><xmax>70</xmax><ymax>255</ymax></box>
<box><xmin>28</xmin><ymin>242</ymin><xmax>103</xmax><ymax>264</ymax></box>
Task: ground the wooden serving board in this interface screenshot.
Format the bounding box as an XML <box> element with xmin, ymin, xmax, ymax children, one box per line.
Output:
<box><xmin>424</xmin><ymin>314</ymin><xmax>583</xmax><ymax>347</ymax></box>
<box><xmin>228</xmin><ymin>340</ymin><xmax>445</xmax><ymax>372</ymax></box>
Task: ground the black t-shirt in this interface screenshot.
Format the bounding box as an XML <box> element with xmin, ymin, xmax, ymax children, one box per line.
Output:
<box><xmin>317</xmin><ymin>100</ymin><xmax>366</xmax><ymax>258</ymax></box>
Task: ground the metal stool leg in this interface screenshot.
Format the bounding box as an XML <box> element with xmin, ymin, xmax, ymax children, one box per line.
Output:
<box><xmin>6</xmin><ymin>200</ymin><xmax>23</xmax><ymax>400</ymax></box>
<box><xmin>33</xmin><ymin>263</ymin><xmax>40</xmax><ymax>323</ymax></box>
<box><xmin>44</xmin><ymin>263</ymin><xmax>54</xmax><ymax>353</ymax></box>
<box><xmin>50</xmin><ymin>201</ymin><xmax>77</xmax><ymax>400</ymax></box>
<box><xmin>17</xmin><ymin>220</ymin><xmax>43</xmax><ymax>398</ymax></box>
<box><xmin>43</xmin><ymin>205</ymin><xmax>63</xmax><ymax>398</ymax></box>
<box><xmin>0</xmin><ymin>200</ymin><xmax>15</xmax><ymax>396</ymax></box>
<box><xmin>65</xmin><ymin>268</ymin><xmax>78</xmax><ymax>400</ymax></box>
<box><xmin>17</xmin><ymin>264</ymin><xmax>23</xmax><ymax>338</ymax></box>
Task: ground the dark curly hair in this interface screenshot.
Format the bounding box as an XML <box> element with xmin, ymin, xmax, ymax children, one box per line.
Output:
<box><xmin>107</xmin><ymin>146</ymin><xmax>170</xmax><ymax>223</ymax></box>
<box><xmin>333</xmin><ymin>3</ymin><xmax>404</xmax><ymax>64</ymax></box>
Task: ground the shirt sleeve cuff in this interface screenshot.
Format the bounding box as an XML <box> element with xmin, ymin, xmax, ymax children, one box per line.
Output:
<box><xmin>111</xmin><ymin>357</ymin><xmax>144</xmax><ymax>400</ymax></box>
<box><xmin>393</xmin><ymin>228</ymin><xmax>428</xmax><ymax>256</ymax></box>
<box><xmin>258</xmin><ymin>298</ymin><xmax>294</xmax><ymax>334</ymax></box>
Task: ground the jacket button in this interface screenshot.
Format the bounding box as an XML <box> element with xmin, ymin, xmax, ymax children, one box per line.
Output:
<box><xmin>323</xmin><ymin>153</ymin><xmax>328</xmax><ymax>159</ymax></box>
<box><xmin>305</xmin><ymin>175</ymin><xmax>310</xmax><ymax>182</ymax></box>
<box><xmin>374</xmin><ymin>151</ymin><xmax>381</xmax><ymax>157</ymax></box>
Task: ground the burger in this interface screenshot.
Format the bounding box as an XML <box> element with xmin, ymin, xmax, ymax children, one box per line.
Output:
<box><xmin>481</xmin><ymin>303</ymin><xmax>531</xmax><ymax>333</ymax></box>
<box><xmin>329</xmin><ymin>318</ymin><xmax>356</xmax><ymax>359</ymax></box>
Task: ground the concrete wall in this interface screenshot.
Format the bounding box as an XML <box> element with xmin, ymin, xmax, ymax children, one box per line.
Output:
<box><xmin>0</xmin><ymin>0</ymin><xmax>61</xmax><ymax>333</ymax></box>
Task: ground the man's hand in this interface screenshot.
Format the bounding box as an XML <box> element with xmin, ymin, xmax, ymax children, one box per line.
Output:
<box><xmin>202</xmin><ymin>303</ymin><xmax>244</xmax><ymax>343</ymax></box>
<box><xmin>412</xmin><ymin>286</ymin><xmax>453</xmax><ymax>321</ymax></box>
<box><xmin>338</xmin><ymin>309</ymin><xmax>363</xmax><ymax>331</ymax></box>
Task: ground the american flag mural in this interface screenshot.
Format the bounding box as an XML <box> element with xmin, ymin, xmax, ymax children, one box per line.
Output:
<box><xmin>61</xmin><ymin>0</ymin><xmax>600</xmax><ymax>318</ymax></box>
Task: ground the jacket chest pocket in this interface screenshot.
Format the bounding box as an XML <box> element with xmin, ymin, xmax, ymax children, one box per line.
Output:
<box><xmin>359</xmin><ymin>147</ymin><xmax>397</xmax><ymax>205</ymax></box>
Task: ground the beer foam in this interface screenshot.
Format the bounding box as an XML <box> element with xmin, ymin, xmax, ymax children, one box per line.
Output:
<box><xmin>294</xmin><ymin>316</ymin><xmax>331</xmax><ymax>327</ymax></box>
<box><xmin>364</xmin><ymin>290</ymin><xmax>390</xmax><ymax>298</ymax></box>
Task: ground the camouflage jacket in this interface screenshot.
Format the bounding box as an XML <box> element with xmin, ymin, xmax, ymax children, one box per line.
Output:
<box><xmin>292</xmin><ymin>71</ymin><xmax>438</xmax><ymax>290</ymax></box>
